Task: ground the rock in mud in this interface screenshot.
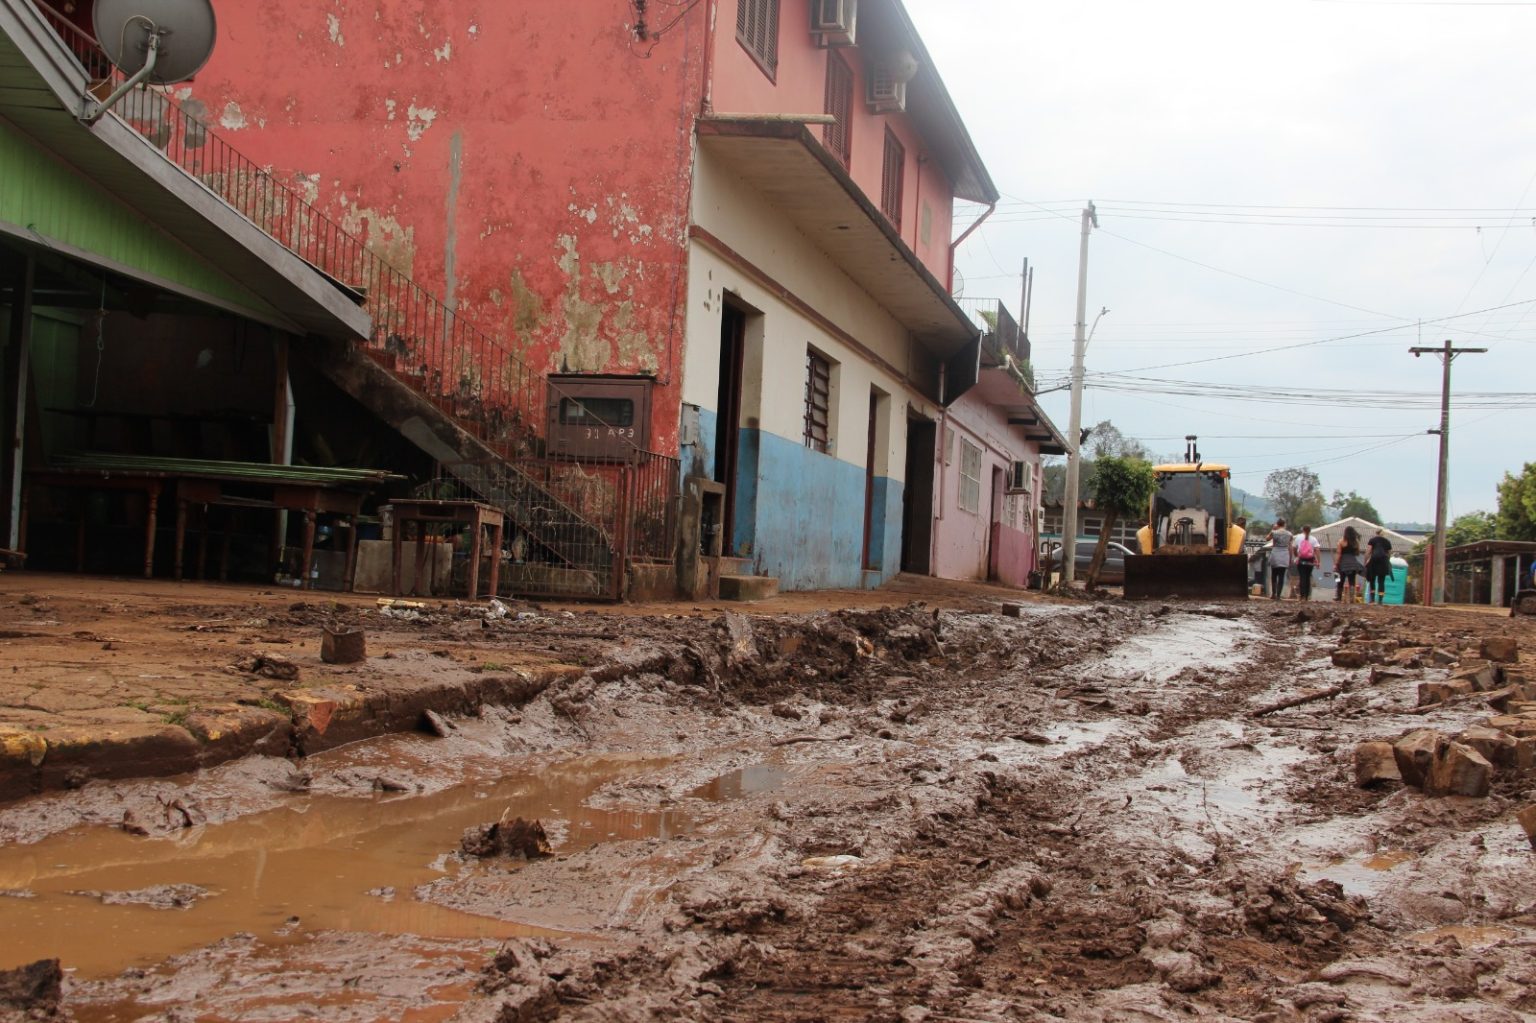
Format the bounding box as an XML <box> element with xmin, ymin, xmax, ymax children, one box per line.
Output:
<box><xmin>1518</xmin><ymin>805</ymin><xmax>1536</xmax><ymax>850</ymax></box>
<box><xmin>422</xmin><ymin>708</ymin><xmax>457</xmax><ymax>737</ymax></box>
<box><xmin>73</xmin><ymin>883</ymin><xmax>209</xmax><ymax>909</ymax></box>
<box><xmin>1331</xmin><ymin>647</ymin><xmax>1368</xmax><ymax>669</ymax></box>
<box><xmin>1354</xmin><ymin>741</ymin><xmax>1402</xmax><ymax>787</ymax></box>
<box><xmin>1457</xmin><ymin>725</ymin><xmax>1521</xmax><ymax>771</ymax></box>
<box><xmin>462</xmin><ymin>816</ymin><xmax>552</xmax><ymax>860</ymax></box>
<box><xmin>1423</xmin><ymin>742</ymin><xmax>1493</xmax><ymax>798</ymax></box>
<box><xmin>235</xmin><ymin>652</ymin><xmax>299</xmax><ymax>681</ymax></box>
<box><xmin>1429</xmin><ymin>647</ymin><xmax>1460</xmax><ymax>667</ymax></box>
<box><xmin>1393</xmin><ymin>729</ymin><xmax>1448</xmax><ymax>789</ymax></box>
<box><xmin>321</xmin><ymin>627</ymin><xmax>366</xmax><ymax>664</ymax></box>
<box><xmin>0</xmin><ymin>958</ymin><xmax>61</xmax><ymax>1014</ymax></box>
<box><xmin>1417</xmin><ymin>678</ymin><xmax>1474</xmax><ymax>707</ymax></box>
<box><xmin>1480</xmin><ymin>636</ymin><xmax>1519</xmax><ymax>663</ymax></box>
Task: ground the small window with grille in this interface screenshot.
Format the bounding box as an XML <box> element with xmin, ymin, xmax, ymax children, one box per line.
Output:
<box><xmin>736</xmin><ymin>0</ymin><xmax>780</xmax><ymax>79</ymax></box>
<box><xmin>958</xmin><ymin>439</ymin><xmax>981</xmax><ymax>513</ymax></box>
<box><xmin>881</xmin><ymin>127</ymin><xmax>905</xmax><ymax>229</ymax></box>
<box><xmin>804</xmin><ymin>349</ymin><xmax>832</xmax><ymax>453</ymax></box>
<box><xmin>823</xmin><ymin>50</ymin><xmax>853</xmax><ymax>167</ymax></box>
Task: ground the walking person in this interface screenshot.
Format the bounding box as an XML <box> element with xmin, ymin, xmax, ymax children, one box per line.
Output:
<box><xmin>1364</xmin><ymin>528</ymin><xmax>1393</xmax><ymax>604</ymax></box>
<box><xmin>1294</xmin><ymin>525</ymin><xmax>1320</xmax><ymax>600</ymax></box>
<box><xmin>1335</xmin><ymin>525</ymin><xmax>1364</xmax><ymax>604</ymax></box>
<box><xmin>1267</xmin><ymin>518</ymin><xmax>1294</xmax><ymax>599</ymax></box>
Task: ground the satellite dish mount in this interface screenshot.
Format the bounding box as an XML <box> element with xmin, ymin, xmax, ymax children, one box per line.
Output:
<box><xmin>81</xmin><ymin>0</ymin><xmax>217</xmax><ymax>124</ymax></box>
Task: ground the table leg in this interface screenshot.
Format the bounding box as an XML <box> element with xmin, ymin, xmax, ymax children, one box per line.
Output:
<box><xmin>487</xmin><ymin>521</ymin><xmax>503</xmax><ymax>598</ymax></box>
<box><xmin>412</xmin><ymin>523</ymin><xmax>428</xmax><ymax>597</ymax></box>
<box><xmin>301</xmin><ymin>510</ymin><xmax>316</xmax><ymax>590</ymax></box>
<box><xmin>143</xmin><ymin>485</ymin><xmax>159</xmax><ymax>579</ymax></box>
<box><xmin>219</xmin><ymin>512</ymin><xmax>232</xmax><ymax>582</ymax></box>
<box><xmin>196</xmin><ymin>505</ymin><xmax>209</xmax><ymax>581</ymax></box>
<box><xmin>343</xmin><ymin>517</ymin><xmax>358</xmax><ymax>592</ymax></box>
<box><xmin>75</xmin><ymin>496</ymin><xmax>87</xmax><ymax>572</ymax></box>
<box><xmin>18</xmin><ymin>485</ymin><xmax>28</xmax><ymax>555</ymax></box>
<box><xmin>467</xmin><ymin>512</ymin><xmax>483</xmax><ymax>600</ymax></box>
<box><xmin>391</xmin><ymin>518</ymin><xmax>404</xmax><ymax>596</ymax></box>
<box><xmin>174</xmin><ymin>498</ymin><xmax>188</xmax><ymax>581</ymax></box>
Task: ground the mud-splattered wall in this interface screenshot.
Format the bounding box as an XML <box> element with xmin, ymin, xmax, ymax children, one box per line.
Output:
<box><xmin>186</xmin><ymin>1</ymin><xmax>705</xmax><ymax>452</ymax></box>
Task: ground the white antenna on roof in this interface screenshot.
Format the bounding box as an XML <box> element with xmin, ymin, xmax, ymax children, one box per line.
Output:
<box><xmin>82</xmin><ymin>0</ymin><xmax>216</xmax><ymax>123</ymax></box>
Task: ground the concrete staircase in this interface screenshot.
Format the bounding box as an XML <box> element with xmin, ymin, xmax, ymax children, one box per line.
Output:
<box><xmin>707</xmin><ymin>554</ymin><xmax>779</xmax><ymax>601</ymax></box>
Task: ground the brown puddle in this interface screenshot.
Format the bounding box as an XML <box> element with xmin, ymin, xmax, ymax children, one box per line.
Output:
<box><xmin>0</xmin><ymin>753</ymin><xmax>710</xmax><ymax>978</ymax></box>
<box><xmin>1408</xmin><ymin>925</ymin><xmax>1519</xmax><ymax>947</ymax></box>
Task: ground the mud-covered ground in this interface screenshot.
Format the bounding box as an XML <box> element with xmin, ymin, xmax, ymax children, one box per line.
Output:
<box><xmin>2</xmin><ymin>593</ymin><xmax>1534</xmax><ymax>1022</ymax></box>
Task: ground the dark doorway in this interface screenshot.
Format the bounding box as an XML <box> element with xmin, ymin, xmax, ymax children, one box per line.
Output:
<box><xmin>714</xmin><ymin>300</ymin><xmax>746</xmax><ymax>555</ymax></box>
<box><xmin>862</xmin><ymin>391</ymin><xmax>878</xmax><ymax>570</ymax></box>
<box><xmin>901</xmin><ymin>414</ymin><xmax>936</xmax><ymax>574</ymax></box>
<box><xmin>987</xmin><ymin>465</ymin><xmax>1005</xmax><ymax>581</ymax></box>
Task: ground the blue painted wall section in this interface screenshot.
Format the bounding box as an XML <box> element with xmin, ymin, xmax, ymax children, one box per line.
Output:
<box><xmin>680</xmin><ymin>409</ymin><xmax>905</xmax><ymax>591</ymax></box>
<box><xmin>735</xmin><ymin>427</ymin><xmax>903</xmax><ymax>590</ymax></box>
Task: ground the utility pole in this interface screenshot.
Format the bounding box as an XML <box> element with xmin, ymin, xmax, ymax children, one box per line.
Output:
<box><xmin>1060</xmin><ymin>202</ymin><xmax>1098</xmax><ymax>585</ymax></box>
<box><xmin>1409</xmin><ymin>340</ymin><xmax>1485</xmax><ymax>606</ymax></box>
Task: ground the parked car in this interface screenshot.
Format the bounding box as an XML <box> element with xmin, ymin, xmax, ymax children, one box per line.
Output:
<box><xmin>1046</xmin><ymin>539</ymin><xmax>1136</xmax><ymax>585</ymax></box>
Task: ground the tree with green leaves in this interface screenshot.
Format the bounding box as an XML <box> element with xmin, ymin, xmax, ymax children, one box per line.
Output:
<box><xmin>1084</xmin><ymin>456</ymin><xmax>1156</xmax><ymax>588</ymax></box>
<box><xmin>1264</xmin><ymin>467</ymin><xmax>1324</xmax><ymax>528</ymax></box>
<box><xmin>1330</xmin><ymin>489</ymin><xmax>1381</xmax><ymax>524</ymax></box>
<box><xmin>1496</xmin><ymin>463</ymin><xmax>1536</xmax><ymax>541</ymax></box>
<box><xmin>1446</xmin><ymin>511</ymin><xmax>1498</xmax><ymax>547</ymax></box>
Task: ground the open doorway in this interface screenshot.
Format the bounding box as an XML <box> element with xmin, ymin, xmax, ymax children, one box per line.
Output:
<box><xmin>987</xmin><ymin>465</ymin><xmax>1005</xmax><ymax>581</ymax></box>
<box><xmin>901</xmin><ymin>413</ymin><xmax>935</xmax><ymax>574</ymax></box>
<box><xmin>715</xmin><ymin>299</ymin><xmax>746</xmax><ymax>556</ymax></box>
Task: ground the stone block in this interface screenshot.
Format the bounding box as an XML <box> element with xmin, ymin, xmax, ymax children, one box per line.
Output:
<box><xmin>718</xmin><ymin>574</ymin><xmax>779</xmax><ymax>602</ymax></box>
<box><xmin>1417</xmin><ymin>678</ymin><xmax>1473</xmax><ymax>707</ymax></box>
<box><xmin>1424</xmin><ymin>742</ymin><xmax>1492</xmax><ymax>798</ymax></box>
<box><xmin>321</xmin><ymin>627</ymin><xmax>367</xmax><ymax>665</ymax></box>
<box><xmin>1393</xmin><ymin>729</ymin><xmax>1448</xmax><ymax>789</ymax></box>
<box><xmin>1519</xmin><ymin>805</ymin><xmax>1536</xmax><ymax>850</ymax></box>
<box><xmin>1000</xmin><ymin>603</ymin><xmax>1024</xmax><ymax>618</ymax></box>
<box><xmin>1480</xmin><ymin>636</ymin><xmax>1519</xmax><ymax>663</ymax></box>
<box><xmin>1332</xmin><ymin>647</ymin><xmax>1369</xmax><ymax>669</ymax></box>
<box><xmin>1392</xmin><ymin>647</ymin><xmax>1428</xmax><ymax>667</ymax></box>
<box><xmin>1484</xmin><ymin>685</ymin><xmax>1532</xmax><ymax>714</ymax></box>
<box><xmin>1370</xmin><ymin>666</ymin><xmax>1414</xmax><ymax>686</ymax></box>
<box><xmin>1450</xmin><ymin>662</ymin><xmax>1501</xmax><ymax>692</ymax></box>
<box><xmin>1517</xmin><ymin>737</ymin><xmax>1536</xmax><ymax>770</ymax></box>
<box><xmin>1485</xmin><ymin>715</ymin><xmax>1536</xmax><ymax>739</ymax></box>
<box><xmin>1457</xmin><ymin>725</ymin><xmax>1520</xmax><ymax>771</ymax></box>
<box><xmin>1354</xmin><ymin>741</ymin><xmax>1402</xmax><ymax>787</ymax></box>
<box><xmin>1429</xmin><ymin>648</ymin><xmax>1459</xmax><ymax>667</ymax></box>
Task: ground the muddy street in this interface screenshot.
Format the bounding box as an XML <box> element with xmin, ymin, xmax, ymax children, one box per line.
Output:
<box><xmin>2</xmin><ymin>587</ymin><xmax>1535</xmax><ymax>1022</ymax></box>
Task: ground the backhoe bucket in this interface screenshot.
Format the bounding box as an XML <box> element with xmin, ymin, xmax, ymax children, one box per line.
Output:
<box><xmin>1123</xmin><ymin>554</ymin><xmax>1250</xmax><ymax>601</ymax></box>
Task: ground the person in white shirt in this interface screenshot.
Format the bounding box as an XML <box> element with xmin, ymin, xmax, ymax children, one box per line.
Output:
<box><xmin>1293</xmin><ymin>524</ymin><xmax>1321</xmax><ymax>600</ymax></box>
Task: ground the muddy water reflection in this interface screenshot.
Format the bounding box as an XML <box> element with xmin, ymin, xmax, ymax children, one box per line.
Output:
<box><xmin>0</xmin><ymin>754</ymin><xmax>689</xmax><ymax>978</ymax></box>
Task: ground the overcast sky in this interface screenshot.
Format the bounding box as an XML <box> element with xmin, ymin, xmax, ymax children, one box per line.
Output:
<box><xmin>908</xmin><ymin>0</ymin><xmax>1536</xmax><ymax>525</ymax></box>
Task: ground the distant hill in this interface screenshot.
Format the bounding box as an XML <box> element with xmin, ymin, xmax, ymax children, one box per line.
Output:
<box><xmin>1231</xmin><ymin>487</ymin><xmax>1274</xmax><ymax>521</ymax></box>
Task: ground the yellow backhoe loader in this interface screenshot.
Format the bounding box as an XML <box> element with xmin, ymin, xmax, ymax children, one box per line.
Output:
<box><xmin>1126</xmin><ymin>437</ymin><xmax>1249</xmax><ymax>600</ymax></box>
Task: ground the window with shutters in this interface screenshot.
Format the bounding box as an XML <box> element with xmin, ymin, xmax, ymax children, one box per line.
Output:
<box><xmin>823</xmin><ymin>50</ymin><xmax>853</xmax><ymax>167</ymax></box>
<box><xmin>958</xmin><ymin>439</ymin><xmax>981</xmax><ymax>514</ymax></box>
<box><xmin>736</xmin><ymin>0</ymin><xmax>780</xmax><ymax>80</ymax></box>
<box><xmin>881</xmin><ymin>128</ymin><xmax>905</xmax><ymax>229</ymax></box>
<box><xmin>804</xmin><ymin>349</ymin><xmax>832</xmax><ymax>453</ymax></box>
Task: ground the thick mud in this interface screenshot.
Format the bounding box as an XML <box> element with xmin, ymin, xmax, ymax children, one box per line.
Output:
<box><xmin>1</xmin><ymin>598</ymin><xmax>1533</xmax><ymax>1021</ymax></box>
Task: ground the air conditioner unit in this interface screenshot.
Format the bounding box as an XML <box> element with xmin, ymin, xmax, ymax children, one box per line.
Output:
<box><xmin>867</xmin><ymin>66</ymin><xmax>906</xmax><ymax>113</ymax></box>
<box><xmin>1007</xmin><ymin>460</ymin><xmax>1032</xmax><ymax>494</ymax></box>
<box><xmin>812</xmin><ymin>0</ymin><xmax>856</xmax><ymax>46</ymax></box>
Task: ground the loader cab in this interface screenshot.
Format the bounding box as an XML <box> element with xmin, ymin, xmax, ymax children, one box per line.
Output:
<box><xmin>1135</xmin><ymin>464</ymin><xmax>1245</xmax><ymax>556</ymax></box>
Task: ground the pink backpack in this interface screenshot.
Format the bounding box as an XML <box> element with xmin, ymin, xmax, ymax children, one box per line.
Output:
<box><xmin>1297</xmin><ymin>537</ymin><xmax>1315</xmax><ymax>559</ymax></box>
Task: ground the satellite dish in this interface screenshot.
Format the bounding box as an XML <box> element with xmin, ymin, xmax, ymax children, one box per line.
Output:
<box><xmin>92</xmin><ymin>0</ymin><xmax>217</xmax><ymax>85</ymax></box>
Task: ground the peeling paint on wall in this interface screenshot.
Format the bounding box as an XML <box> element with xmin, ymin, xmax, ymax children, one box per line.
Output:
<box><xmin>219</xmin><ymin>101</ymin><xmax>248</xmax><ymax>131</ymax></box>
<box><xmin>339</xmin><ymin>203</ymin><xmax>417</xmax><ymax>274</ymax></box>
<box><xmin>444</xmin><ymin>132</ymin><xmax>462</xmax><ymax>313</ymax></box>
<box><xmin>405</xmin><ymin>104</ymin><xmax>437</xmax><ymax>142</ymax></box>
<box><xmin>326</xmin><ymin>13</ymin><xmax>345</xmax><ymax>46</ymax></box>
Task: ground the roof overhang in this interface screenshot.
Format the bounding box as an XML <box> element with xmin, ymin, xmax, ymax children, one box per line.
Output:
<box><xmin>697</xmin><ymin>117</ymin><xmax>980</xmax><ymax>361</ymax></box>
<box><xmin>972</xmin><ymin>362</ymin><xmax>1068</xmax><ymax>455</ymax></box>
<box><xmin>0</xmin><ymin>0</ymin><xmax>369</xmax><ymax>340</ymax></box>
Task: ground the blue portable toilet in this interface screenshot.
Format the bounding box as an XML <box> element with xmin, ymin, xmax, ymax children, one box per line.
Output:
<box><xmin>1382</xmin><ymin>556</ymin><xmax>1409</xmax><ymax>605</ymax></box>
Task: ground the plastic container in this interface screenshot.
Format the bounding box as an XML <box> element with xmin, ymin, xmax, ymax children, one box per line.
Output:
<box><xmin>1382</xmin><ymin>556</ymin><xmax>1409</xmax><ymax>605</ymax></box>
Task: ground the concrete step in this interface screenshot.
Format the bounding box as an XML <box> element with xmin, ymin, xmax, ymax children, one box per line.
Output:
<box><xmin>717</xmin><ymin>556</ymin><xmax>755</xmax><ymax>577</ymax></box>
<box><xmin>718</xmin><ymin>574</ymin><xmax>779</xmax><ymax>602</ymax></box>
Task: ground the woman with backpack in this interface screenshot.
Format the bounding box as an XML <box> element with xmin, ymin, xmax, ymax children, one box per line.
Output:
<box><xmin>1335</xmin><ymin>525</ymin><xmax>1364</xmax><ymax>604</ymax></box>
<box><xmin>1294</xmin><ymin>525</ymin><xmax>1320</xmax><ymax>600</ymax></box>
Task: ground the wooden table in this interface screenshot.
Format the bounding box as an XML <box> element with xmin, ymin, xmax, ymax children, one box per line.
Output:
<box><xmin>386</xmin><ymin>499</ymin><xmax>504</xmax><ymax>599</ymax></box>
<box><xmin>22</xmin><ymin>457</ymin><xmax>395</xmax><ymax>587</ymax></box>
